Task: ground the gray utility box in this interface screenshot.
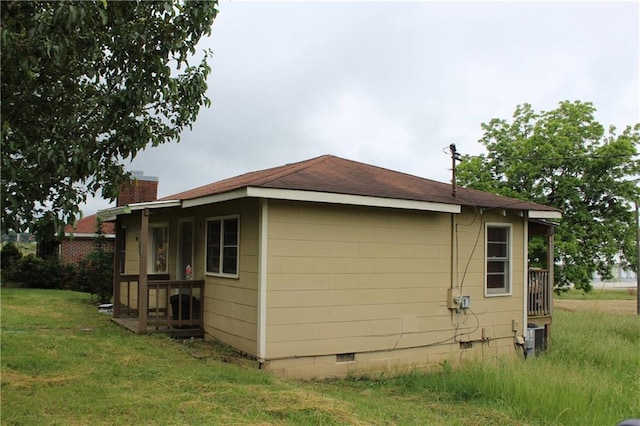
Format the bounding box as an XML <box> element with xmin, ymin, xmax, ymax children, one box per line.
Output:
<box><xmin>525</xmin><ymin>324</ymin><xmax>546</xmax><ymax>358</ymax></box>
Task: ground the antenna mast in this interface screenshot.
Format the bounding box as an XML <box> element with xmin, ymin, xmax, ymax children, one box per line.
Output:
<box><xmin>450</xmin><ymin>143</ymin><xmax>462</xmax><ymax>197</ymax></box>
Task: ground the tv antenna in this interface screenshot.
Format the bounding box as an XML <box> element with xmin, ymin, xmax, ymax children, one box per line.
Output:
<box><xmin>449</xmin><ymin>144</ymin><xmax>462</xmax><ymax>197</ymax></box>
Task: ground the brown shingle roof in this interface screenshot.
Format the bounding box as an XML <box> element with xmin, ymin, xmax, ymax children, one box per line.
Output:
<box><xmin>161</xmin><ymin>155</ymin><xmax>558</xmax><ymax>213</ymax></box>
<box><xmin>64</xmin><ymin>213</ymin><xmax>116</xmax><ymax>235</ymax></box>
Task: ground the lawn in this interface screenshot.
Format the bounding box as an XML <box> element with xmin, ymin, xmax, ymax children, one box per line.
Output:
<box><xmin>556</xmin><ymin>287</ymin><xmax>637</xmax><ymax>301</ymax></box>
<box><xmin>1</xmin><ymin>289</ymin><xmax>638</xmax><ymax>425</ymax></box>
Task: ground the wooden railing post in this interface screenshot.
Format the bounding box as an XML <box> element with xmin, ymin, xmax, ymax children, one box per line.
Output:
<box><xmin>528</xmin><ymin>269</ymin><xmax>552</xmax><ymax>317</ymax></box>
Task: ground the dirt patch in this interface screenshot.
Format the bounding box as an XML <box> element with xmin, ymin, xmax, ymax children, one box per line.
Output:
<box><xmin>554</xmin><ymin>299</ymin><xmax>637</xmax><ymax>315</ymax></box>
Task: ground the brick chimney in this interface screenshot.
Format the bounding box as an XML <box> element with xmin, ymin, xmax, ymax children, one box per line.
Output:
<box><xmin>117</xmin><ymin>171</ymin><xmax>159</xmax><ymax>206</ymax></box>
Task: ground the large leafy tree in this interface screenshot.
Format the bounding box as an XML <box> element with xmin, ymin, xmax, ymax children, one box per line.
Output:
<box><xmin>1</xmin><ymin>0</ymin><xmax>218</xmax><ymax>235</ymax></box>
<box><xmin>457</xmin><ymin>101</ymin><xmax>639</xmax><ymax>291</ymax></box>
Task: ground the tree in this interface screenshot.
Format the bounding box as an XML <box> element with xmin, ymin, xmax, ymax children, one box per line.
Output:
<box><xmin>457</xmin><ymin>101</ymin><xmax>640</xmax><ymax>291</ymax></box>
<box><xmin>1</xmin><ymin>0</ymin><xmax>218</xmax><ymax>235</ymax></box>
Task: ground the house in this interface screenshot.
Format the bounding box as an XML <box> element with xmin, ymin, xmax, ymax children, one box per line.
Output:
<box><xmin>59</xmin><ymin>214</ymin><xmax>116</xmax><ymax>264</ymax></box>
<box><xmin>98</xmin><ymin>155</ymin><xmax>561</xmax><ymax>379</ymax></box>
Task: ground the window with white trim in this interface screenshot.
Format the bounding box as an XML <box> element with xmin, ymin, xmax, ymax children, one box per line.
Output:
<box><xmin>149</xmin><ymin>225</ymin><xmax>168</xmax><ymax>274</ymax></box>
<box><xmin>485</xmin><ymin>224</ymin><xmax>511</xmax><ymax>295</ymax></box>
<box><xmin>206</xmin><ymin>216</ymin><xmax>239</xmax><ymax>277</ymax></box>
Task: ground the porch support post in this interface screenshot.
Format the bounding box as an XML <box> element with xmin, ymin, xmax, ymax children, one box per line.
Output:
<box><xmin>138</xmin><ymin>208</ymin><xmax>149</xmax><ymax>333</ymax></box>
<box><xmin>546</xmin><ymin>226</ymin><xmax>555</xmax><ymax>348</ymax></box>
<box><xmin>113</xmin><ymin>216</ymin><xmax>122</xmax><ymax>318</ymax></box>
<box><xmin>547</xmin><ymin>227</ymin><xmax>554</xmax><ymax>317</ymax></box>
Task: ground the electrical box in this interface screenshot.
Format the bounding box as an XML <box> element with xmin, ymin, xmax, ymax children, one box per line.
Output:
<box><xmin>447</xmin><ymin>289</ymin><xmax>471</xmax><ymax>310</ymax></box>
<box><xmin>460</xmin><ymin>296</ymin><xmax>471</xmax><ymax>309</ymax></box>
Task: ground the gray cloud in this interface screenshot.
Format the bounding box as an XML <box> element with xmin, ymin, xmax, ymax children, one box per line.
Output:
<box><xmin>82</xmin><ymin>1</ymin><xmax>639</xmax><ymax>215</ymax></box>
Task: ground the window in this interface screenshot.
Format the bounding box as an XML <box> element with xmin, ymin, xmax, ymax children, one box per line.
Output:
<box><xmin>206</xmin><ymin>216</ymin><xmax>239</xmax><ymax>276</ymax></box>
<box><xmin>150</xmin><ymin>225</ymin><xmax>168</xmax><ymax>274</ymax></box>
<box><xmin>485</xmin><ymin>224</ymin><xmax>511</xmax><ymax>295</ymax></box>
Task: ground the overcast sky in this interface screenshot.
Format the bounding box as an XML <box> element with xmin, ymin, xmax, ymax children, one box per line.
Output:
<box><xmin>84</xmin><ymin>0</ymin><xmax>639</xmax><ymax>215</ymax></box>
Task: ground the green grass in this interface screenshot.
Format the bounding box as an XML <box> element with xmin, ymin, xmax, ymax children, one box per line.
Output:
<box><xmin>556</xmin><ymin>287</ymin><xmax>636</xmax><ymax>300</ymax></box>
<box><xmin>2</xmin><ymin>289</ymin><xmax>639</xmax><ymax>425</ymax></box>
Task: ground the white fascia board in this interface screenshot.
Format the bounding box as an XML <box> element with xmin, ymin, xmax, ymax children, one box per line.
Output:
<box><xmin>180</xmin><ymin>186</ymin><xmax>461</xmax><ymax>213</ymax></box>
<box><xmin>128</xmin><ymin>200</ymin><xmax>181</xmax><ymax>210</ymax></box>
<box><xmin>97</xmin><ymin>200</ymin><xmax>181</xmax><ymax>220</ymax></box>
<box><xmin>528</xmin><ymin>210</ymin><xmax>562</xmax><ymax>219</ymax></box>
<box><xmin>246</xmin><ymin>187</ymin><xmax>461</xmax><ymax>213</ymax></box>
<box><xmin>181</xmin><ymin>188</ymin><xmax>249</xmax><ymax>208</ymax></box>
<box><xmin>97</xmin><ymin>206</ymin><xmax>131</xmax><ymax>221</ymax></box>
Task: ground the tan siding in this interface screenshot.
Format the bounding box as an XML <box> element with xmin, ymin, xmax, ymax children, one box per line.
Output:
<box><xmin>264</xmin><ymin>337</ymin><xmax>520</xmax><ymax>379</ymax></box>
<box><xmin>264</xmin><ymin>201</ymin><xmax>528</xmax><ymax>369</ymax></box>
<box><xmin>265</xmin><ymin>201</ymin><xmax>454</xmax><ymax>359</ymax></box>
<box><xmin>187</xmin><ymin>199</ymin><xmax>260</xmax><ymax>357</ymax></box>
<box><xmin>452</xmin><ymin>209</ymin><xmax>525</xmax><ymax>340</ymax></box>
<box><xmin>121</xmin><ymin>217</ymin><xmax>141</xmax><ymax>275</ymax></box>
<box><xmin>116</xmin><ymin>200</ymin><xmax>260</xmax><ymax>357</ymax></box>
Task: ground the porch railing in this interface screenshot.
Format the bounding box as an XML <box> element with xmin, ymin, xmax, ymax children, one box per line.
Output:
<box><xmin>528</xmin><ymin>269</ymin><xmax>551</xmax><ymax>317</ymax></box>
<box><xmin>114</xmin><ymin>275</ymin><xmax>204</xmax><ymax>332</ymax></box>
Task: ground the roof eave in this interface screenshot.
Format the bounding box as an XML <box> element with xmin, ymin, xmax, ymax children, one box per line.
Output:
<box><xmin>528</xmin><ymin>210</ymin><xmax>562</xmax><ymax>220</ymax></box>
<box><xmin>97</xmin><ymin>200</ymin><xmax>181</xmax><ymax>220</ymax></box>
<box><xmin>182</xmin><ymin>186</ymin><xmax>461</xmax><ymax>213</ymax></box>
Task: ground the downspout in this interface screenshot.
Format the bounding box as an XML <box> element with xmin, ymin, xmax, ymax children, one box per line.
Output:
<box><xmin>522</xmin><ymin>212</ymin><xmax>529</xmax><ymax>338</ymax></box>
<box><xmin>450</xmin><ymin>211</ymin><xmax>458</xmax><ymax>302</ymax></box>
<box><xmin>257</xmin><ymin>199</ymin><xmax>269</xmax><ymax>364</ymax></box>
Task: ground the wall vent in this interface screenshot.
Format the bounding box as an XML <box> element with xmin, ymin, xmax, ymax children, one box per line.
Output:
<box><xmin>336</xmin><ymin>353</ymin><xmax>355</xmax><ymax>363</ymax></box>
<box><xmin>459</xmin><ymin>341</ymin><xmax>473</xmax><ymax>349</ymax></box>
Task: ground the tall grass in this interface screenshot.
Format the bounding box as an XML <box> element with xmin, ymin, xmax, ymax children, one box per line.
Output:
<box><xmin>2</xmin><ymin>289</ymin><xmax>639</xmax><ymax>425</ymax></box>
<box><xmin>360</xmin><ymin>309</ymin><xmax>640</xmax><ymax>425</ymax></box>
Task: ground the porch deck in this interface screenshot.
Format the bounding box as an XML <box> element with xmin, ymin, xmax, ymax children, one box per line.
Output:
<box><xmin>112</xmin><ymin>317</ymin><xmax>204</xmax><ymax>338</ymax></box>
<box><xmin>112</xmin><ymin>275</ymin><xmax>204</xmax><ymax>338</ymax></box>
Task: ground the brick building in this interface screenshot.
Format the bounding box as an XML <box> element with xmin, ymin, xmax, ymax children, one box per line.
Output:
<box><xmin>60</xmin><ymin>214</ymin><xmax>116</xmax><ymax>264</ymax></box>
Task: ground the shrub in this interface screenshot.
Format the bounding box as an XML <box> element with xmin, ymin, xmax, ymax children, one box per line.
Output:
<box><xmin>7</xmin><ymin>255</ymin><xmax>77</xmax><ymax>289</ymax></box>
<box><xmin>76</xmin><ymin>250</ymin><xmax>113</xmax><ymax>303</ymax></box>
<box><xmin>1</xmin><ymin>242</ymin><xmax>22</xmax><ymax>270</ymax></box>
<box><xmin>75</xmin><ymin>218</ymin><xmax>113</xmax><ymax>303</ymax></box>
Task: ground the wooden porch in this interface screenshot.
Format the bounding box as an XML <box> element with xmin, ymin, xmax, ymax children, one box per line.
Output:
<box><xmin>109</xmin><ymin>208</ymin><xmax>204</xmax><ymax>338</ymax></box>
<box><xmin>112</xmin><ymin>275</ymin><xmax>204</xmax><ymax>337</ymax></box>
<box><xmin>525</xmin><ymin>220</ymin><xmax>555</xmax><ymax>355</ymax></box>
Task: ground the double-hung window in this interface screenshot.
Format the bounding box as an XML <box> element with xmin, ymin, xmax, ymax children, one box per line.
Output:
<box><xmin>206</xmin><ymin>216</ymin><xmax>239</xmax><ymax>277</ymax></box>
<box><xmin>485</xmin><ymin>224</ymin><xmax>511</xmax><ymax>295</ymax></box>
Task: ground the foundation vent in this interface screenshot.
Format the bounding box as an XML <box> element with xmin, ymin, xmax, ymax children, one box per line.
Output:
<box><xmin>336</xmin><ymin>353</ymin><xmax>355</xmax><ymax>363</ymax></box>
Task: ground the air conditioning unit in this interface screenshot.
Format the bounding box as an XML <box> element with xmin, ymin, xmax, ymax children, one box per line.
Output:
<box><xmin>525</xmin><ymin>324</ymin><xmax>547</xmax><ymax>358</ymax></box>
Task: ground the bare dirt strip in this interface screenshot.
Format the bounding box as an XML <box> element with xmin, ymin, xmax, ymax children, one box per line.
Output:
<box><xmin>554</xmin><ymin>299</ymin><xmax>637</xmax><ymax>315</ymax></box>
